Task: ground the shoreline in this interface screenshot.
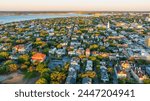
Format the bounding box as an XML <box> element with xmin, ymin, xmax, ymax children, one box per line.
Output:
<box><xmin>0</xmin><ymin>13</ymin><xmax>91</xmax><ymax>24</ymax></box>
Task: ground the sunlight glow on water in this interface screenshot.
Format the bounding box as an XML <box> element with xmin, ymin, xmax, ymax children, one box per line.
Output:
<box><xmin>0</xmin><ymin>13</ymin><xmax>90</xmax><ymax>24</ymax></box>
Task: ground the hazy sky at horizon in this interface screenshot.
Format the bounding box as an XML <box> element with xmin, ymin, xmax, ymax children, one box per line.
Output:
<box><xmin>0</xmin><ymin>0</ymin><xmax>150</xmax><ymax>11</ymax></box>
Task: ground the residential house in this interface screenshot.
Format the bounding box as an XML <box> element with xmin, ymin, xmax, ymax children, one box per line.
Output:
<box><xmin>68</xmin><ymin>50</ymin><xmax>76</xmax><ymax>56</ymax></box>
<box><xmin>76</xmin><ymin>48</ymin><xmax>85</xmax><ymax>56</ymax></box>
<box><xmin>66</xmin><ymin>58</ymin><xmax>80</xmax><ymax>84</ymax></box>
<box><xmin>49</xmin><ymin>48</ymin><xmax>57</xmax><ymax>54</ymax></box>
<box><xmin>117</xmin><ymin>70</ymin><xmax>127</xmax><ymax>78</ymax></box>
<box><xmin>12</xmin><ymin>43</ymin><xmax>32</xmax><ymax>54</ymax></box>
<box><xmin>85</xmin><ymin>48</ymin><xmax>90</xmax><ymax>57</ymax></box>
<box><xmin>82</xmin><ymin>60</ymin><xmax>93</xmax><ymax>84</ymax></box>
<box><xmin>49</xmin><ymin>32</ymin><xmax>55</xmax><ymax>36</ymax></box>
<box><xmin>13</xmin><ymin>45</ymin><xmax>26</xmax><ymax>54</ymax></box>
<box><xmin>146</xmin><ymin>66</ymin><xmax>150</xmax><ymax>76</ymax></box>
<box><xmin>85</xmin><ymin>60</ymin><xmax>93</xmax><ymax>71</ymax></box>
<box><xmin>82</xmin><ymin>77</ymin><xmax>92</xmax><ymax>84</ymax></box>
<box><xmin>56</xmin><ymin>49</ymin><xmax>66</xmax><ymax>56</ymax></box>
<box><xmin>100</xmin><ymin>66</ymin><xmax>109</xmax><ymax>82</ymax></box>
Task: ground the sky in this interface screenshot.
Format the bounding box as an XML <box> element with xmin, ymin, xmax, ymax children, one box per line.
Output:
<box><xmin>0</xmin><ymin>0</ymin><xmax>150</xmax><ymax>11</ymax></box>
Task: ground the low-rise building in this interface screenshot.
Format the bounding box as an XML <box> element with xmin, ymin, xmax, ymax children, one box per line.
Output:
<box><xmin>86</xmin><ymin>60</ymin><xmax>93</xmax><ymax>71</ymax></box>
<box><xmin>100</xmin><ymin>66</ymin><xmax>109</xmax><ymax>82</ymax></box>
<box><xmin>117</xmin><ymin>71</ymin><xmax>127</xmax><ymax>78</ymax></box>
<box><xmin>66</xmin><ymin>58</ymin><xmax>80</xmax><ymax>84</ymax></box>
<box><xmin>31</xmin><ymin>53</ymin><xmax>46</xmax><ymax>62</ymax></box>
<box><xmin>146</xmin><ymin>66</ymin><xmax>150</xmax><ymax>76</ymax></box>
<box><xmin>49</xmin><ymin>48</ymin><xmax>57</xmax><ymax>54</ymax></box>
<box><xmin>82</xmin><ymin>77</ymin><xmax>92</xmax><ymax>84</ymax></box>
<box><xmin>56</xmin><ymin>49</ymin><xmax>66</xmax><ymax>56</ymax></box>
<box><xmin>85</xmin><ymin>48</ymin><xmax>90</xmax><ymax>57</ymax></box>
<box><xmin>12</xmin><ymin>43</ymin><xmax>32</xmax><ymax>54</ymax></box>
<box><xmin>145</xmin><ymin>36</ymin><xmax>150</xmax><ymax>47</ymax></box>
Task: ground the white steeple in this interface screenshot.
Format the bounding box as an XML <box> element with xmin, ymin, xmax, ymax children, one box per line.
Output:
<box><xmin>107</xmin><ymin>21</ymin><xmax>110</xmax><ymax>29</ymax></box>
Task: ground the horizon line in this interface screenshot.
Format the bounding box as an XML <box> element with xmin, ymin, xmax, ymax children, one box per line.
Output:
<box><xmin>0</xmin><ymin>11</ymin><xmax>150</xmax><ymax>13</ymax></box>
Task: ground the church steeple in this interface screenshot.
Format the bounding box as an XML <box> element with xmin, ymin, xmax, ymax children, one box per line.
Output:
<box><xmin>107</xmin><ymin>21</ymin><xmax>110</xmax><ymax>29</ymax></box>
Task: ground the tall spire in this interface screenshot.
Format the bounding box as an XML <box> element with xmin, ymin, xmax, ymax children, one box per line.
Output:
<box><xmin>107</xmin><ymin>21</ymin><xmax>110</xmax><ymax>29</ymax></box>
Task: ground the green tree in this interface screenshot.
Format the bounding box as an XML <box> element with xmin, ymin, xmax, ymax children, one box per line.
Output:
<box><xmin>18</xmin><ymin>54</ymin><xmax>29</xmax><ymax>64</ymax></box>
<box><xmin>107</xmin><ymin>67</ymin><xmax>114</xmax><ymax>74</ymax></box>
<box><xmin>36</xmin><ymin>63</ymin><xmax>49</xmax><ymax>74</ymax></box>
<box><xmin>20</xmin><ymin>64</ymin><xmax>28</xmax><ymax>70</ymax></box>
<box><xmin>143</xmin><ymin>79</ymin><xmax>150</xmax><ymax>84</ymax></box>
<box><xmin>8</xmin><ymin>64</ymin><xmax>18</xmax><ymax>72</ymax></box>
<box><xmin>89</xmin><ymin>44</ymin><xmax>99</xmax><ymax>51</ymax></box>
<box><xmin>0</xmin><ymin>52</ymin><xmax>9</xmax><ymax>60</ymax></box>
<box><xmin>50</xmin><ymin>71</ymin><xmax>66</xmax><ymax>84</ymax></box>
<box><xmin>36</xmin><ymin>78</ymin><xmax>47</xmax><ymax>84</ymax></box>
<box><xmin>89</xmin><ymin>56</ymin><xmax>96</xmax><ymax>61</ymax></box>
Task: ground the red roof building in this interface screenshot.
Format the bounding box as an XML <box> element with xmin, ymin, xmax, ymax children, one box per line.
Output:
<box><xmin>31</xmin><ymin>53</ymin><xmax>46</xmax><ymax>62</ymax></box>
